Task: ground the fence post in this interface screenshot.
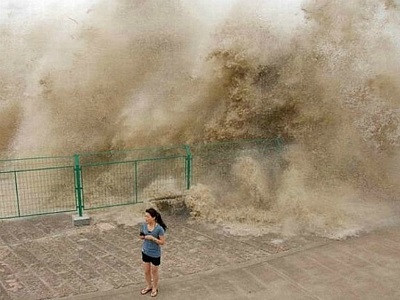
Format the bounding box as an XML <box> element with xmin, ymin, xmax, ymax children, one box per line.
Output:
<box><xmin>74</xmin><ymin>154</ymin><xmax>84</xmax><ymax>217</ymax></box>
<box><xmin>134</xmin><ymin>160</ymin><xmax>138</xmax><ymax>203</ymax></box>
<box><xmin>14</xmin><ymin>172</ymin><xmax>21</xmax><ymax>217</ymax></box>
<box><xmin>184</xmin><ymin>145</ymin><xmax>192</xmax><ymax>190</ymax></box>
<box><xmin>276</xmin><ymin>136</ymin><xmax>284</xmax><ymax>152</ymax></box>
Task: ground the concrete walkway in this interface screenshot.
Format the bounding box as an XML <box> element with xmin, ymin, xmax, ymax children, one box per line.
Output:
<box><xmin>64</xmin><ymin>226</ymin><xmax>400</xmax><ymax>300</ymax></box>
<box><xmin>1</xmin><ymin>212</ymin><xmax>400</xmax><ymax>300</ymax></box>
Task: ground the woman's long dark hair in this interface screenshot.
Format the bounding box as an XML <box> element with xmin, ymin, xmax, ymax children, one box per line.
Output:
<box><xmin>146</xmin><ymin>207</ymin><xmax>167</xmax><ymax>231</ymax></box>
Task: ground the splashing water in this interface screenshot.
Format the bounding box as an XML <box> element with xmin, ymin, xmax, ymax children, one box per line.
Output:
<box><xmin>1</xmin><ymin>0</ymin><xmax>399</xmax><ymax>238</ymax></box>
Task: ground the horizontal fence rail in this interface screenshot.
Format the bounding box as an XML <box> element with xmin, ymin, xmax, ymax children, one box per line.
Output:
<box><xmin>0</xmin><ymin>139</ymin><xmax>282</xmax><ymax>219</ymax></box>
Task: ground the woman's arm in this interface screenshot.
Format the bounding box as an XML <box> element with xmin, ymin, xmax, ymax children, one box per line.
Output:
<box><xmin>151</xmin><ymin>235</ymin><xmax>165</xmax><ymax>245</ymax></box>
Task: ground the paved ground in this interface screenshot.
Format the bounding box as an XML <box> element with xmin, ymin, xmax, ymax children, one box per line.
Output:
<box><xmin>0</xmin><ymin>209</ymin><xmax>400</xmax><ymax>300</ymax></box>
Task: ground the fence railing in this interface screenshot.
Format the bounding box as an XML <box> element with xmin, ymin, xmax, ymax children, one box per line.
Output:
<box><xmin>0</xmin><ymin>139</ymin><xmax>282</xmax><ymax>219</ymax></box>
<box><xmin>0</xmin><ymin>156</ymin><xmax>76</xmax><ymax>219</ymax></box>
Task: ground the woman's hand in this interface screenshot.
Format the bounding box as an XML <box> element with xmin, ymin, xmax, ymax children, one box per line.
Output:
<box><xmin>144</xmin><ymin>235</ymin><xmax>156</xmax><ymax>241</ymax></box>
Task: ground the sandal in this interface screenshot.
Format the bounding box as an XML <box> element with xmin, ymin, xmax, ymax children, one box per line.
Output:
<box><xmin>141</xmin><ymin>287</ymin><xmax>152</xmax><ymax>295</ymax></box>
<box><xmin>151</xmin><ymin>289</ymin><xmax>158</xmax><ymax>297</ymax></box>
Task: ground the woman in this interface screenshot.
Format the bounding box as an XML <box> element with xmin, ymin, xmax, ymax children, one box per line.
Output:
<box><xmin>139</xmin><ymin>207</ymin><xmax>167</xmax><ymax>297</ymax></box>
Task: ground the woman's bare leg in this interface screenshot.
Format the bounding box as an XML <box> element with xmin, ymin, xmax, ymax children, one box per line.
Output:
<box><xmin>143</xmin><ymin>262</ymin><xmax>152</xmax><ymax>288</ymax></box>
<box><xmin>151</xmin><ymin>265</ymin><xmax>159</xmax><ymax>291</ymax></box>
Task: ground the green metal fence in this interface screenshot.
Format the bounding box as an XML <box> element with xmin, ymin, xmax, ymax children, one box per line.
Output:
<box><xmin>0</xmin><ymin>139</ymin><xmax>281</xmax><ymax>219</ymax></box>
<box><xmin>0</xmin><ymin>156</ymin><xmax>76</xmax><ymax>219</ymax></box>
<box><xmin>191</xmin><ymin>138</ymin><xmax>283</xmax><ymax>186</ymax></box>
<box><xmin>191</xmin><ymin>138</ymin><xmax>283</xmax><ymax>198</ymax></box>
<box><xmin>77</xmin><ymin>146</ymin><xmax>189</xmax><ymax>214</ymax></box>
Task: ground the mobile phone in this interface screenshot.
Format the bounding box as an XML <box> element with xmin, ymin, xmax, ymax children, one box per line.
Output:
<box><xmin>139</xmin><ymin>231</ymin><xmax>145</xmax><ymax>236</ymax></box>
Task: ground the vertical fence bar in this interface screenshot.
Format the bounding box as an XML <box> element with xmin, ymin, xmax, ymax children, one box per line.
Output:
<box><xmin>276</xmin><ymin>136</ymin><xmax>284</xmax><ymax>152</ymax></box>
<box><xmin>74</xmin><ymin>154</ymin><xmax>84</xmax><ymax>217</ymax></box>
<box><xmin>14</xmin><ymin>172</ymin><xmax>21</xmax><ymax>217</ymax></box>
<box><xmin>134</xmin><ymin>160</ymin><xmax>138</xmax><ymax>203</ymax></box>
<box><xmin>185</xmin><ymin>145</ymin><xmax>192</xmax><ymax>190</ymax></box>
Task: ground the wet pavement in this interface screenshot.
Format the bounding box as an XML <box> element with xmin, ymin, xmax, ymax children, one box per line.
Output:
<box><xmin>0</xmin><ymin>210</ymin><xmax>400</xmax><ymax>299</ymax></box>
